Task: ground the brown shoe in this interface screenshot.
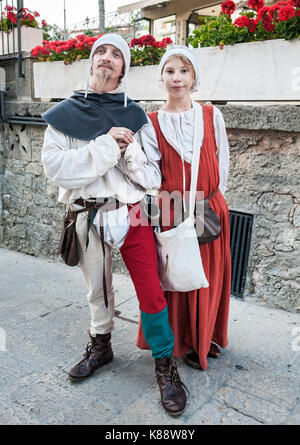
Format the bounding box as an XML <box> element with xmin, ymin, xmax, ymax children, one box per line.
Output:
<box><xmin>184</xmin><ymin>344</ymin><xmax>222</xmax><ymax>370</ymax></box>
<box><xmin>69</xmin><ymin>331</ymin><xmax>113</xmax><ymax>382</ymax></box>
<box><xmin>207</xmin><ymin>343</ymin><xmax>221</xmax><ymax>359</ymax></box>
<box><xmin>184</xmin><ymin>351</ymin><xmax>203</xmax><ymax>370</ymax></box>
<box><xmin>155</xmin><ymin>357</ymin><xmax>188</xmax><ymax>417</ymax></box>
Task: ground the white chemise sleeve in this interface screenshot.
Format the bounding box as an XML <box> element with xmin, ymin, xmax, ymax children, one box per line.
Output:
<box><xmin>41</xmin><ymin>125</ymin><xmax>121</xmax><ymax>189</ymax></box>
<box><xmin>213</xmin><ymin>107</ymin><xmax>230</xmax><ymax>196</ymax></box>
<box><xmin>121</xmin><ymin>116</ymin><xmax>162</xmax><ymax>191</ymax></box>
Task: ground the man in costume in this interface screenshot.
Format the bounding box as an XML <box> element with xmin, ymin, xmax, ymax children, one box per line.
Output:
<box><xmin>41</xmin><ymin>34</ymin><xmax>187</xmax><ymax>416</ymax></box>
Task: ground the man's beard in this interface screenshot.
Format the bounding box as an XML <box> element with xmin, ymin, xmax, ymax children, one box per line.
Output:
<box><xmin>93</xmin><ymin>68</ymin><xmax>111</xmax><ymax>93</ymax></box>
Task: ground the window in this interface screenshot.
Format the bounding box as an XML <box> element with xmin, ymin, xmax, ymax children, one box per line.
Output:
<box><xmin>153</xmin><ymin>14</ymin><xmax>176</xmax><ymax>42</ymax></box>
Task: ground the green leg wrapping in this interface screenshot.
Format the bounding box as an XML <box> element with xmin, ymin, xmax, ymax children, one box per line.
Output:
<box><xmin>140</xmin><ymin>305</ymin><xmax>174</xmax><ymax>358</ymax></box>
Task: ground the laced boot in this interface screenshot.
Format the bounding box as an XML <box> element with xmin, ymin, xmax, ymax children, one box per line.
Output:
<box><xmin>69</xmin><ymin>331</ymin><xmax>113</xmax><ymax>382</ymax></box>
<box><xmin>155</xmin><ymin>357</ymin><xmax>189</xmax><ymax>416</ymax></box>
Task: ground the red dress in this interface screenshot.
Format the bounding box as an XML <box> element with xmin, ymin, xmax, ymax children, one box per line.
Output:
<box><xmin>136</xmin><ymin>104</ymin><xmax>232</xmax><ymax>371</ymax></box>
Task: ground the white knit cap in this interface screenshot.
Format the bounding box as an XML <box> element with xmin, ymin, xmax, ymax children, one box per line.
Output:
<box><xmin>85</xmin><ymin>33</ymin><xmax>131</xmax><ymax>107</ymax></box>
<box><xmin>158</xmin><ymin>44</ymin><xmax>201</xmax><ymax>91</ymax></box>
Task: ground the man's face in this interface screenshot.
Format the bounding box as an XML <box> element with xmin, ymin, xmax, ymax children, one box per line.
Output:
<box><xmin>91</xmin><ymin>44</ymin><xmax>124</xmax><ymax>85</ymax></box>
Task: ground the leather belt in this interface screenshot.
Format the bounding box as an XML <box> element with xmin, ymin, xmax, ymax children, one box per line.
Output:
<box><xmin>74</xmin><ymin>198</ymin><xmax>102</xmax><ymax>209</ymax></box>
<box><xmin>206</xmin><ymin>188</ymin><xmax>219</xmax><ymax>201</ymax></box>
<box><xmin>70</xmin><ymin>197</ymin><xmax>120</xmax><ymax>309</ymax></box>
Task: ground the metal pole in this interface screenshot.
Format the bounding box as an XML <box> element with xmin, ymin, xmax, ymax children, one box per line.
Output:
<box><xmin>64</xmin><ymin>0</ymin><xmax>67</xmax><ymax>40</ymax></box>
<box><xmin>17</xmin><ymin>0</ymin><xmax>24</xmax><ymax>78</ymax></box>
<box><xmin>98</xmin><ymin>0</ymin><xmax>105</xmax><ymax>34</ymax></box>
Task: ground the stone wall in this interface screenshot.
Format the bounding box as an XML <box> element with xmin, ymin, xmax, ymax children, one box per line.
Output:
<box><xmin>226</xmin><ymin>128</ymin><xmax>299</xmax><ymax>311</ymax></box>
<box><xmin>0</xmin><ymin>99</ymin><xmax>299</xmax><ymax>312</ymax></box>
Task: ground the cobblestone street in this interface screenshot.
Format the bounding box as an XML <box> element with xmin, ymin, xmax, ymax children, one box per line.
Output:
<box><xmin>0</xmin><ymin>248</ymin><xmax>299</xmax><ymax>425</ymax></box>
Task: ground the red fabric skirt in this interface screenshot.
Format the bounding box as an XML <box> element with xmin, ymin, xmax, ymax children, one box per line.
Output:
<box><xmin>136</xmin><ymin>105</ymin><xmax>231</xmax><ymax>370</ymax></box>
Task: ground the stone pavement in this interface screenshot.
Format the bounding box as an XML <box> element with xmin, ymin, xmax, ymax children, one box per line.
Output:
<box><xmin>0</xmin><ymin>247</ymin><xmax>299</xmax><ymax>426</ymax></box>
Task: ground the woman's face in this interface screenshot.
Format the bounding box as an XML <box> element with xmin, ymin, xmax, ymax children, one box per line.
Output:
<box><xmin>162</xmin><ymin>56</ymin><xmax>195</xmax><ymax>99</ymax></box>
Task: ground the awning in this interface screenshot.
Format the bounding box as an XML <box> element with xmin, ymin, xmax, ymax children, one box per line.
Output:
<box><xmin>118</xmin><ymin>0</ymin><xmax>172</xmax><ymax>15</ymax></box>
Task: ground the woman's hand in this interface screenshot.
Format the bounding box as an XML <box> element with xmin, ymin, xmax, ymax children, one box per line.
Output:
<box><xmin>116</xmin><ymin>139</ymin><xmax>129</xmax><ymax>155</ymax></box>
<box><xmin>108</xmin><ymin>127</ymin><xmax>134</xmax><ymax>146</ymax></box>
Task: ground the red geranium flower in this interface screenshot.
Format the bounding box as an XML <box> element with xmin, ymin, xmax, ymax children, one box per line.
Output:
<box><xmin>264</xmin><ymin>18</ymin><xmax>275</xmax><ymax>31</ymax></box>
<box><xmin>162</xmin><ymin>37</ymin><xmax>173</xmax><ymax>45</ymax></box>
<box><xmin>5</xmin><ymin>5</ymin><xmax>15</xmax><ymax>12</ymax></box>
<box><xmin>248</xmin><ymin>0</ymin><xmax>264</xmax><ymax>10</ymax></box>
<box><xmin>278</xmin><ymin>5</ymin><xmax>295</xmax><ymax>20</ymax></box>
<box><xmin>7</xmin><ymin>12</ymin><xmax>17</xmax><ymax>24</ymax></box>
<box><xmin>250</xmin><ymin>18</ymin><xmax>257</xmax><ymax>31</ymax></box>
<box><xmin>56</xmin><ymin>45</ymin><xmax>68</xmax><ymax>53</ymax></box>
<box><xmin>234</xmin><ymin>16</ymin><xmax>251</xmax><ymax>27</ymax></box>
<box><xmin>256</xmin><ymin>7</ymin><xmax>276</xmax><ymax>30</ymax></box>
<box><xmin>155</xmin><ymin>41</ymin><xmax>167</xmax><ymax>48</ymax></box>
<box><xmin>268</xmin><ymin>3</ymin><xmax>281</xmax><ymax>21</ymax></box>
<box><xmin>221</xmin><ymin>0</ymin><xmax>236</xmax><ymax>15</ymax></box>
<box><xmin>48</xmin><ymin>42</ymin><xmax>58</xmax><ymax>51</ymax></box>
<box><xmin>76</xmin><ymin>34</ymin><xmax>87</xmax><ymax>42</ymax></box>
<box><xmin>140</xmin><ymin>34</ymin><xmax>157</xmax><ymax>46</ymax></box>
<box><xmin>257</xmin><ymin>6</ymin><xmax>270</xmax><ymax>19</ymax></box>
<box><xmin>31</xmin><ymin>45</ymin><xmax>49</xmax><ymax>58</ymax></box>
<box><xmin>31</xmin><ymin>48</ymin><xmax>38</xmax><ymax>58</ymax></box>
<box><xmin>130</xmin><ymin>38</ymin><xmax>141</xmax><ymax>47</ymax></box>
<box><xmin>76</xmin><ymin>42</ymin><xmax>88</xmax><ymax>50</ymax></box>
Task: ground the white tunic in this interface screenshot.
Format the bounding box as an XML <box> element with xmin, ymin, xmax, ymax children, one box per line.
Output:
<box><xmin>42</xmin><ymin>87</ymin><xmax>161</xmax><ymax>248</ymax></box>
<box><xmin>157</xmin><ymin>102</ymin><xmax>229</xmax><ymax>195</ymax></box>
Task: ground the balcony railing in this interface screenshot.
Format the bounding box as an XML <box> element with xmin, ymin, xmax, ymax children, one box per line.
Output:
<box><xmin>0</xmin><ymin>0</ymin><xmax>24</xmax><ymax>77</ymax></box>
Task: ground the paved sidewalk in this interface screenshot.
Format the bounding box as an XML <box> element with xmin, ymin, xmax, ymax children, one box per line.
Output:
<box><xmin>0</xmin><ymin>247</ymin><xmax>299</xmax><ymax>425</ymax></box>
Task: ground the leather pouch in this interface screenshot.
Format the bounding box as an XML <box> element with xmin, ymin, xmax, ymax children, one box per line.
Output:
<box><xmin>195</xmin><ymin>198</ymin><xmax>221</xmax><ymax>244</ymax></box>
<box><xmin>57</xmin><ymin>211</ymin><xmax>79</xmax><ymax>267</ymax></box>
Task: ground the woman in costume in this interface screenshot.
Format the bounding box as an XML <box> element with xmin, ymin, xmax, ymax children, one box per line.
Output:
<box><xmin>137</xmin><ymin>45</ymin><xmax>231</xmax><ymax>371</ymax></box>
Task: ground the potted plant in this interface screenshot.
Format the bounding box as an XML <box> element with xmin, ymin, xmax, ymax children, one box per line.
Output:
<box><xmin>32</xmin><ymin>33</ymin><xmax>173</xmax><ymax>99</ymax></box>
<box><xmin>31</xmin><ymin>33</ymin><xmax>173</xmax><ymax>65</ymax></box>
<box><xmin>187</xmin><ymin>0</ymin><xmax>300</xmax><ymax>48</ymax></box>
<box><xmin>0</xmin><ymin>5</ymin><xmax>46</xmax><ymax>54</ymax></box>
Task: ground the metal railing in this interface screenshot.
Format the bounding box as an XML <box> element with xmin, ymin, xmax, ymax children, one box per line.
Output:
<box><xmin>0</xmin><ymin>0</ymin><xmax>24</xmax><ymax>78</ymax></box>
<box><xmin>69</xmin><ymin>11</ymin><xmax>135</xmax><ymax>34</ymax></box>
<box><xmin>68</xmin><ymin>11</ymin><xmax>143</xmax><ymax>40</ymax></box>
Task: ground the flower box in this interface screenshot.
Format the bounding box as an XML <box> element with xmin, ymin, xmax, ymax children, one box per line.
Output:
<box><xmin>193</xmin><ymin>38</ymin><xmax>300</xmax><ymax>102</ymax></box>
<box><xmin>33</xmin><ymin>38</ymin><xmax>300</xmax><ymax>102</ymax></box>
<box><xmin>0</xmin><ymin>26</ymin><xmax>43</xmax><ymax>55</ymax></box>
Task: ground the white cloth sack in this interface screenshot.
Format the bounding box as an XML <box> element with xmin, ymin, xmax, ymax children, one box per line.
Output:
<box><xmin>155</xmin><ymin>102</ymin><xmax>209</xmax><ymax>292</ymax></box>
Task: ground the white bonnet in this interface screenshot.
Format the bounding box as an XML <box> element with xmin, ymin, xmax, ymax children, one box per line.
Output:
<box><xmin>85</xmin><ymin>33</ymin><xmax>131</xmax><ymax>106</ymax></box>
<box><xmin>158</xmin><ymin>44</ymin><xmax>200</xmax><ymax>90</ymax></box>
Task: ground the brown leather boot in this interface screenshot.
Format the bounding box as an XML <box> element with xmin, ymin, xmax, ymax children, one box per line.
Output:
<box><xmin>155</xmin><ymin>357</ymin><xmax>188</xmax><ymax>416</ymax></box>
<box><xmin>69</xmin><ymin>331</ymin><xmax>113</xmax><ymax>382</ymax></box>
